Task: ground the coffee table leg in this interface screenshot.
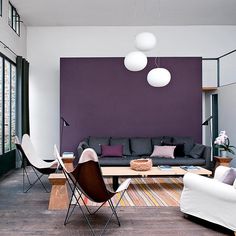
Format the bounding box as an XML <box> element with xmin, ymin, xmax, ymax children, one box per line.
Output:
<box><xmin>112</xmin><ymin>176</ymin><xmax>119</xmax><ymax>190</ymax></box>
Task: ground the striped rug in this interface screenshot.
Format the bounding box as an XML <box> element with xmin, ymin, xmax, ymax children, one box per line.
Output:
<box><xmin>76</xmin><ymin>177</ymin><xmax>183</xmax><ymax>207</ymax></box>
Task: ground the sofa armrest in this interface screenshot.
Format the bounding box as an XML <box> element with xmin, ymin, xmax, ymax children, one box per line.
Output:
<box><xmin>183</xmin><ymin>172</ymin><xmax>236</xmax><ymax>202</ymax></box>
<box><xmin>214</xmin><ymin>166</ymin><xmax>230</xmax><ymax>181</ymax></box>
<box><xmin>199</xmin><ymin>144</ymin><xmax>212</xmax><ymax>170</ymax></box>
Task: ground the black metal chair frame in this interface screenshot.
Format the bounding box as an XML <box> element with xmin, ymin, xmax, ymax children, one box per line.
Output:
<box><xmin>15</xmin><ymin>135</ymin><xmax>57</xmax><ymax>193</ymax></box>
<box><xmin>55</xmin><ymin>146</ymin><xmax>130</xmax><ymax>236</ymax></box>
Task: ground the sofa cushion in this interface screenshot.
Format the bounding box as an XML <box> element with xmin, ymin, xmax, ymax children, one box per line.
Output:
<box><xmin>162</xmin><ymin>136</ymin><xmax>173</xmax><ymax>144</ymax></box>
<box><xmin>98</xmin><ymin>156</ymin><xmax>140</xmax><ymax>166</ymax></box>
<box><xmin>162</xmin><ymin>142</ymin><xmax>185</xmax><ymax>157</ymax></box>
<box><xmin>172</xmin><ymin>136</ymin><xmax>194</xmax><ymax>155</ymax></box>
<box><xmin>110</xmin><ymin>138</ymin><xmax>131</xmax><ymax>156</ymax></box>
<box><xmin>188</xmin><ymin>144</ymin><xmax>205</xmax><ymax>159</ymax></box>
<box><xmin>151</xmin><ymin>156</ymin><xmax>206</xmax><ymax>166</ymax></box>
<box><xmin>89</xmin><ymin>137</ymin><xmax>109</xmax><ymax>155</ymax></box>
<box><xmin>152</xmin><ymin>137</ymin><xmax>163</xmax><ymax>146</ymax></box>
<box><xmin>101</xmin><ymin>145</ymin><xmax>123</xmax><ymax>157</ymax></box>
<box><xmin>151</xmin><ymin>145</ymin><xmax>176</xmax><ymax>159</ymax></box>
<box><xmin>130</xmin><ymin>138</ymin><xmax>152</xmax><ymax>156</ymax></box>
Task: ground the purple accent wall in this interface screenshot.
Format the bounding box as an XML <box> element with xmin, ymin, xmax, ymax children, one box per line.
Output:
<box><xmin>60</xmin><ymin>57</ymin><xmax>202</xmax><ymax>153</ymax></box>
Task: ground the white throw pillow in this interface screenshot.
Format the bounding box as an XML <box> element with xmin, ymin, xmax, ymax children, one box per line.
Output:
<box><xmin>150</xmin><ymin>145</ymin><xmax>176</xmax><ymax>159</ymax></box>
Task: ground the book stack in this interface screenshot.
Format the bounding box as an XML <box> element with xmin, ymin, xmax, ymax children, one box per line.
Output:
<box><xmin>158</xmin><ymin>165</ymin><xmax>172</xmax><ymax>170</ymax></box>
<box><xmin>180</xmin><ymin>166</ymin><xmax>200</xmax><ymax>171</ymax></box>
<box><xmin>62</xmin><ymin>152</ymin><xmax>74</xmax><ymax>158</ymax></box>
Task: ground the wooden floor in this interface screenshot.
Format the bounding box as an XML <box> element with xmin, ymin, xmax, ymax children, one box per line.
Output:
<box><xmin>0</xmin><ymin>168</ymin><xmax>233</xmax><ymax>236</ymax></box>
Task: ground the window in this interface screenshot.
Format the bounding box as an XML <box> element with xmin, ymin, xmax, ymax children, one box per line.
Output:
<box><xmin>0</xmin><ymin>53</ymin><xmax>17</xmax><ymax>154</ymax></box>
<box><xmin>8</xmin><ymin>2</ymin><xmax>20</xmax><ymax>36</ymax></box>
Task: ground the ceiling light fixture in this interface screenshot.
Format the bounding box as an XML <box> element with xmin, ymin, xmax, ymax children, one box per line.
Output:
<box><xmin>135</xmin><ymin>32</ymin><xmax>156</xmax><ymax>51</ymax></box>
<box><xmin>147</xmin><ymin>67</ymin><xmax>171</xmax><ymax>87</ymax></box>
<box><xmin>124</xmin><ymin>51</ymin><xmax>147</xmax><ymax>72</ymax></box>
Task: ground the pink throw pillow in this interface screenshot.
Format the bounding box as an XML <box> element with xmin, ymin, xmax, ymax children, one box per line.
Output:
<box><xmin>150</xmin><ymin>145</ymin><xmax>176</xmax><ymax>159</ymax></box>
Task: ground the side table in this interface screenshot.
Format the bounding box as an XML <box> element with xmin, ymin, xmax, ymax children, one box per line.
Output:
<box><xmin>62</xmin><ymin>157</ymin><xmax>75</xmax><ymax>171</ymax></box>
<box><xmin>48</xmin><ymin>173</ymin><xmax>69</xmax><ymax>210</ymax></box>
<box><xmin>214</xmin><ymin>156</ymin><xmax>233</xmax><ymax>168</ymax></box>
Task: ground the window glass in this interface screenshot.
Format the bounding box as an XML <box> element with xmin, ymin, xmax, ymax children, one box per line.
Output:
<box><xmin>0</xmin><ymin>0</ymin><xmax>2</xmax><ymax>16</ymax></box>
<box><xmin>11</xmin><ymin>65</ymin><xmax>16</xmax><ymax>149</ymax></box>
<box><xmin>8</xmin><ymin>4</ymin><xmax>12</xmax><ymax>26</ymax></box>
<box><xmin>4</xmin><ymin>61</ymin><xmax>11</xmax><ymax>152</ymax></box>
<box><xmin>0</xmin><ymin>57</ymin><xmax>3</xmax><ymax>154</ymax></box>
<box><xmin>0</xmin><ymin>54</ymin><xmax>16</xmax><ymax>154</ymax></box>
<box><xmin>8</xmin><ymin>3</ymin><xmax>20</xmax><ymax>36</ymax></box>
<box><xmin>12</xmin><ymin>9</ymin><xmax>16</xmax><ymax>30</ymax></box>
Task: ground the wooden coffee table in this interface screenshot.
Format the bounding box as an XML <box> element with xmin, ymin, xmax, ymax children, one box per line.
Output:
<box><xmin>101</xmin><ymin>166</ymin><xmax>212</xmax><ymax>190</ymax></box>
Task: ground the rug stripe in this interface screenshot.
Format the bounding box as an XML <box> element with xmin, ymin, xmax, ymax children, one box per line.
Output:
<box><xmin>73</xmin><ymin>177</ymin><xmax>182</xmax><ymax>207</ymax></box>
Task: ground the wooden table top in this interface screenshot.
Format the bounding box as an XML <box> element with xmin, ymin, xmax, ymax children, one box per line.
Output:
<box><xmin>101</xmin><ymin>166</ymin><xmax>212</xmax><ymax>177</ymax></box>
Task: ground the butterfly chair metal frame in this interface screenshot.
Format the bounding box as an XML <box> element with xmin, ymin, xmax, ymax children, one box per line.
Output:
<box><xmin>54</xmin><ymin>145</ymin><xmax>131</xmax><ymax>236</ymax></box>
<box><xmin>16</xmin><ymin>135</ymin><xmax>58</xmax><ymax>193</ymax></box>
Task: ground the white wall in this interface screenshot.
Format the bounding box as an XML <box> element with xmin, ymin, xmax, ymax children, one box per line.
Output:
<box><xmin>220</xmin><ymin>52</ymin><xmax>236</xmax><ymax>86</ymax></box>
<box><xmin>27</xmin><ymin>26</ymin><xmax>236</xmax><ymax>158</ymax></box>
<box><xmin>0</xmin><ymin>0</ymin><xmax>27</xmax><ymax>61</ymax></box>
<box><xmin>218</xmin><ymin>84</ymin><xmax>236</xmax><ymax>159</ymax></box>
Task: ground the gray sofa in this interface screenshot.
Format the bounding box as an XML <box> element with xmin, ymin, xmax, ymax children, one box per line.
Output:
<box><xmin>76</xmin><ymin>136</ymin><xmax>212</xmax><ymax>170</ymax></box>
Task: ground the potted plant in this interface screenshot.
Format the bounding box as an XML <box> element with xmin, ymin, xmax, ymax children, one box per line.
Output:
<box><xmin>214</xmin><ymin>131</ymin><xmax>235</xmax><ymax>157</ymax></box>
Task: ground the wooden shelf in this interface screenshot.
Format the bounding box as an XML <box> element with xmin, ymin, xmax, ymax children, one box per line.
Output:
<box><xmin>202</xmin><ymin>87</ymin><xmax>218</xmax><ymax>92</ymax></box>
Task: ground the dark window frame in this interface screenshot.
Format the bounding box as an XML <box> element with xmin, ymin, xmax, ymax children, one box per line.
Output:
<box><xmin>0</xmin><ymin>0</ymin><xmax>2</xmax><ymax>17</ymax></box>
<box><xmin>0</xmin><ymin>51</ymin><xmax>17</xmax><ymax>155</ymax></box>
<box><xmin>8</xmin><ymin>2</ymin><xmax>20</xmax><ymax>36</ymax></box>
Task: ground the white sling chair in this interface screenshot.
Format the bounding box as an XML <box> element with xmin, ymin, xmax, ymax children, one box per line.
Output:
<box><xmin>16</xmin><ymin>134</ymin><xmax>58</xmax><ymax>192</ymax></box>
<box><xmin>54</xmin><ymin>145</ymin><xmax>131</xmax><ymax>236</ymax></box>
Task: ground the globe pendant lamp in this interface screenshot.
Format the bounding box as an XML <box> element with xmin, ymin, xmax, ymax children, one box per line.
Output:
<box><xmin>147</xmin><ymin>68</ymin><xmax>171</xmax><ymax>87</ymax></box>
<box><xmin>135</xmin><ymin>32</ymin><xmax>156</xmax><ymax>51</ymax></box>
<box><xmin>124</xmin><ymin>51</ymin><xmax>147</xmax><ymax>72</ymax></box>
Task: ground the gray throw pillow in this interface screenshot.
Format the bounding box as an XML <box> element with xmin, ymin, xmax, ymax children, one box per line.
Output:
<box><xmin>152</xmin><ymin>137</ymin><xmax>163</xmax><ymax>146</ymax></box>
<box><xmin>188</xmin><ymin>144</ymin><xmax>205</xmax><ymax>159</ymax></box>
<box><xmin>88</xmin><ymin>137</ymin><xmax>109</xmax><ymax>155</ymax></box>
<box><xmin>222</xmin><ymin>168</ymin><xmax>236</xmax><ymax>185</ymax></box>
<box><xmin>130</xmin><ymin>138</ymin><xmax>152</xmax><ymax>156</ymax></box>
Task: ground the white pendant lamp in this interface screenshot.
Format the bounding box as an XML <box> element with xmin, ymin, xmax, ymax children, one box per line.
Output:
<box><xmin>135</xmin><ymin>32</ymin><xmax>156</xmax><ymax>51</ymax></box>
<box><xmin>147</xmin><ymin>68</ymin><xmax>171</xmax><ymax>87</ymax></box>
<box><xmin>124</xmin><ymin>51</ymin><xmax>147</xmax><ymax>72</ymax></box>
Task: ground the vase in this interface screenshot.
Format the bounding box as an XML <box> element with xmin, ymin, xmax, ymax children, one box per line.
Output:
<box><xmin>220</xmin><ymin>150</ymin><xmax>227</xmax><ymax>157</ymax></box>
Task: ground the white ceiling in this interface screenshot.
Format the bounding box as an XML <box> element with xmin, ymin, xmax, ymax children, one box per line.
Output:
<box><xmin>11</xmin><ymin>0</ymin><xmax>236</xmax><ymax>26</ymax></box>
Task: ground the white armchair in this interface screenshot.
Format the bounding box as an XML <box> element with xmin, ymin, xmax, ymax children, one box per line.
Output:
<box><xmin>180</xmin><ymin>166</ymin><xmax>236</xmax><ymax>234</ymax></box>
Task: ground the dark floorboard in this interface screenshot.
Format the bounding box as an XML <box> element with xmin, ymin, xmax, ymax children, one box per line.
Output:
<box><xmin>0</xmin><ymin>168</ymin><xmax>233</xmax><ymax>236</ymax></box>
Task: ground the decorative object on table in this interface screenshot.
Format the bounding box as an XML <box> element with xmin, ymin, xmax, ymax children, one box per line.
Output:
<box><xmin>158</xmin><ymin>165</ymin><xmax>172</xmax><ymax>170</ymax></box>
<box><xmin>214</xmin><ymin>131</ymin><xmax>235</xmax><ymax>157</ymax></box>
<box><xmin>124</xmin><ymin>32</ymin><xmax>171</xmax><ymax>88</ymax></box>
<box><xmin>60</xmin><ymin>116</ymin><xmax>70</xmax><ymax>154</ymax></box>
<box><xmin>180</xmin><ymin>165</ymin><xmax>200</xmax><ymax>171</ymax></box>
<box><xmin>130</xmin><ymin>158</ymin><xmax>153</xmax><ymax>171</ymax></box>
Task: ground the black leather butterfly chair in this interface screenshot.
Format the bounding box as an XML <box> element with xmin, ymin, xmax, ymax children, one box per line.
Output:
<box><xmin>15</xmin><ymin>135</ymin><xmax>58</xmax><ymax>193</ymax></box>
<box><xmin>54</xmin><ymin>145</ymin><xmax>131</xmax><ymax>236</ymax></box>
